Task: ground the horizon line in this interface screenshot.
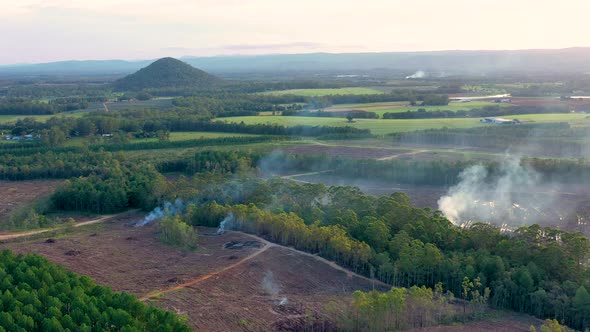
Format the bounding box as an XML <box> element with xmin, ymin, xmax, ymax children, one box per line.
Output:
<box><xmin>1</xmin><ymin>46</ymin><xmax>589</xmax><ymax>67</ymax></box>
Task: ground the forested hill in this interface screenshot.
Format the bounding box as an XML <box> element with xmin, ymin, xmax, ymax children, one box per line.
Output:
<box><xmin>112</xmin><ymin>57</ymin><xmax>222</xmax><ymax>91</ymax></box>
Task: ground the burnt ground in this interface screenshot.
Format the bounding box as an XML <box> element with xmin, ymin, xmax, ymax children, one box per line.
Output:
<box><xmin>1</xmin><ymin>212</ymin><xmax>261</xmax><ymax>295</ymax></box>
<box><xmin>152</xmin><ymin>245</ymin><xmax>382</xmax><ymax>331</ymax></box>
<box><xmin>1</xmin><ymin>211</ymin><xmax>551</xmax><ymax>331</ymax></box>
<box><xmin>0</xmin><ymin>180</ymin><xmax>62</xmax><ymax>222</ymax></box>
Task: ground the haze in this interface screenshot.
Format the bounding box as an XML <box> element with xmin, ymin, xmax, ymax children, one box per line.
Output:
<box><xmin>1</xmin><ymin>0</ymin><xmax>590</xmax><ymax>64</ymax></box>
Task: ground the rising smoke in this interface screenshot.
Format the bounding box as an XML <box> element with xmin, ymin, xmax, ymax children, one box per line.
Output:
<box><xmin>437</xmin><ymin>157</ymin><xmax>562</xmax><ymax>228</ymax></box>
<box><xmin>135</xmin><ymin>199</ymin><xmax>186</xmax><ymax>227</ymax></box>
<box><xmin>405</xmin><ymin>70</ymin><xmax>426</xmax><ymax>79</ymax></box>
<box><xmin>216</xmin><ymin>213</ymin><xmax>235</xmax><ymax>234</ymax></box>
<box><xmin>262</xmin><ymin>270</ymin><xmax>288</xmax><ymax>305</ymax></box>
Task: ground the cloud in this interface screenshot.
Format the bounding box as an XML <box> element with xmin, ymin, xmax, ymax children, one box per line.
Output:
<box><xmin>222</xmin><ymin>42</ymin><xmax>325</xmax><ymax>51</ymax></box>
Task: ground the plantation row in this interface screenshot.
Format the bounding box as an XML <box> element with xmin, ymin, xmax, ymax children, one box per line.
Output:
<box><xmin>0</xmin><ymin>250</ymin><xmax>190</xmax><ymax>331</ymax></box>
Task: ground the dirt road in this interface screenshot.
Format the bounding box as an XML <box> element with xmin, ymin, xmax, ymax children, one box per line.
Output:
<box><xmin>376</xmin><ymin>149</ymin><xmax>426</xmax><ymax>161</ymax></box>
<box><xmin>141</xmin><ymin>230</ymin><xmax>389</xmax><ymax>301</ymax></box>
<box><xmin>0</xmin><ymin>210</ymin><xmax>138</xmax><ymax>241</ymax></box>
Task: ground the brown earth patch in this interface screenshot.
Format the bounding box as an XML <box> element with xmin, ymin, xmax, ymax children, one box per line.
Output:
<box><xmin>0</xmin><ymin>180</ymin><xmax>62</xmax><ymax>222</ymax></box>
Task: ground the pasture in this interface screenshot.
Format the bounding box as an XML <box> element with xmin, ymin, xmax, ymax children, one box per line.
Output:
<box><xmin>222</xmin><ymin>113</ymin><xmax>590</xmax><ymax>135</ymax></box>
<box><xmin>325</xmin><ymin>100</ymin><xmax>508</xmax><ymax>116</ymax></box>
<box><xmin>261</xmin><ymin>87</ymin><xmax>385</xmax><ymax>96</ymax></box>
<box><xmin>0</xmin><ymin>110</ymin><xmax>90</xmax><ymax>124</ymax></box>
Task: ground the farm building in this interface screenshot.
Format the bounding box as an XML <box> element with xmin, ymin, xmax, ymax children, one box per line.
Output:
<box><xmin>480</xmin><ymin>117</ymin><xmax>519</xmax><ymax>125</ymax></box>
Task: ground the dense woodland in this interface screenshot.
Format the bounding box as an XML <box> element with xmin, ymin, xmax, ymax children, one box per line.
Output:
<box><xmin>0</xmin><ymin>250</ymin><xmax>191</xmax><ymax>331</ymax></box>
<box><xmin>166</xmin><ymin>176</ymin><xmax>590</xmax><ymax>330</ymax></box>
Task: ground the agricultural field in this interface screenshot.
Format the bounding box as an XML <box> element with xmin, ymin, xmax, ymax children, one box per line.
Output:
<box><xmin>86</xmin><ymin>98</ymin><xmax>175</xmax><ymax>112</ymax></box>
<box><xmin>0</xmin><ymin>110</ymin><xmax>90</xmax><ymax>124</ymax></box>
<box><xmin>222</xmin><ymin>113</ymin><xmax>590</xmax><ymax>135</ymax></box>
<box><xmin>261</xmin><ymin>87</ymin><xmax>385</xmax><ymax>96</ymax></box>
<box><xmin>324</xmin><ymin>100</ymin><xmax>509</xmax><ymax>116</ymax></box>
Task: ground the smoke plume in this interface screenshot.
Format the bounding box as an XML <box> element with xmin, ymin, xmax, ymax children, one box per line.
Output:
<box><xmin>406</xmin><ymin>70</ymin><xmax>426</xmax><ymax>79</ymax></box>
<box><xmin>216</xmin><ymin>213</ymin><xmax>235</xmax><ymax>234</ymax></box>
<box><xmin>262</xmin><ymin>270</ymin><xmax>288</xmax><ymax>305</ymax></box>
<box><xmin>135</xmin><ymin>199</ymin><xmax>186</xmax><ymax>227</ymax></box>
<box><xmin>437</xmin><ymin>157</ymin><xmax>559</xmax><ymax>227</ymax></box>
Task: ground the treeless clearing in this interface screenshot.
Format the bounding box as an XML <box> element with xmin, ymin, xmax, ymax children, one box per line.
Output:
<box><xmin>0</xmin><ymin>180</ymin><xmax>62</xmax><ymax>222</ymax></box>
<box><xmin>283</xmin><ymin>144</ymin><xmax>418</xmax><ymax>159</ymax></box>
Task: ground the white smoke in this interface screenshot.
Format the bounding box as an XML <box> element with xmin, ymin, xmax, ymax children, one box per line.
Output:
<box><xmin>438</xmin><ymin>157</ymin><xmax>547</xmax><ymax>227</ymax></box>
<box><xmin>216</xmin><ymin>213</ymin><xmax>235</xmax><ymax>234</ymax></box>
<box><xmin>135</xmin><ymin>199</ymin><xmax>185</xmax><ymax>227</ymax></box>
<box><xmin>406</xmin><ymin>70</ymin><xmax>426</xmax><ymax>79</ymax></box>
<box><xmin>262</xmin><ymin>270</ymin><xmax>288</xmax><ymax>305</ymax></box>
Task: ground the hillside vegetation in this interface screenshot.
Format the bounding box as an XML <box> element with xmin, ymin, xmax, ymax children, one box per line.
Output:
<box><xmin>113</xmin><ymin>57</ymin><xmax>222</xmax><ymax>91</ymax></box>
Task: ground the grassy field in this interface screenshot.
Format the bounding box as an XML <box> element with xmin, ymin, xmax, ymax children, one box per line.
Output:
<box><xmin>0</xmin><ymin>111</ymin><xmax>90</xmax><ymax>124</ymax></box>
<box><xmin>326</xmin><ymin>100</ymin><xmax>507</xmax><ymax>116</ymax></box>
<box><xmin>261</xmin><ymin>87</ymin><xmax>385</xmax><ymax>96</ymax></box>
<box><xmin>222</xmin><ymin>113</ymin><xmax>590</xmax><ymax>135</ymax></box>
<box><xmin>62</xmin><ymin>131</ymin><xmax>259</xmax><ymax>147</ymax></box>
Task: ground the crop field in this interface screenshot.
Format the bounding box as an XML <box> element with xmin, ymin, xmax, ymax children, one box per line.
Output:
<box><xmin>86</xmin><ymin>98</ymin><xmax>175</xmax><ymax>112</ymax></box>
<box><xmin>325</xmin><ymin>100</ymin><xmax>508</xmax><ymax>116</ymax></box>
<box><xmin>222</xmin><ymin>113</ymin><xmax>590</xmax><ymax>135</ymax></box>
<box><xmin>261</xmin><ymin>87</ymin><xmax>385</xmax><ymax>96</ymax></box>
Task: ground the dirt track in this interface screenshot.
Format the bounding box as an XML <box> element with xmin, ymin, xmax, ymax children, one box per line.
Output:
<box><xmin>141</xmin><ymin>230</ymin><xmax>389</xmax><ymax>300</ymax></box>
<box><xmin>0</xmin><ymin>210</ymin><xmax>137</xmax><ymax>241</ymax></box>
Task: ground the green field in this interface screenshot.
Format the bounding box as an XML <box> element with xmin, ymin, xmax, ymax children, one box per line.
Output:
<box><xmin>326</xmin><ymin>100</ymin><xmax>507</xmax><ymax>116</ymax></box>
<box><xmin>63</xmin><ymin>131</ymin><xmax>258</xmax><ymax>147</ymax></box>
<box><xmin>261</xmin><ymin>87</ymin><xmax>385</xmax><ymax>97</ymax></box>
<box><xmin>222</xmin><ymin>113</ymin><xmax>590</xmax><ymax>135</ymax></box>
<box><xmin>0</xmin><ymin>111</ymin><xmax>90</xmax><ymax>124</ymax></box>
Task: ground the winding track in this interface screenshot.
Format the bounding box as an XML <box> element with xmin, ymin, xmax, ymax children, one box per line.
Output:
<box><xmin>140</xmin><ymin>230</ymin><xmax>389</xmax><ymax>301</ymax></box>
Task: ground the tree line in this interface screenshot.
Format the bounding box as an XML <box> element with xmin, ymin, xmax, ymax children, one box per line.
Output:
<box><xmin>0</xmin><ymin>98</ymin><xmax>88</xmax><ymax>115</ymax></box>
<box><xmin>383</xmin><ymin>105</ymin><xmax>569</xmax><ymax>119</ymax></box>
<box><xmin>166</xmin><ymin>176</ymin><xmax>590</xmax><ymax>330</ymax></box>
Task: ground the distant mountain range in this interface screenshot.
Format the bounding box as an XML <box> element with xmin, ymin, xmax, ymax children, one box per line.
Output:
<box><xmin>1</xmin><ymin>48</ymin><xmax>590</xmax><ymax>78</ymax></box>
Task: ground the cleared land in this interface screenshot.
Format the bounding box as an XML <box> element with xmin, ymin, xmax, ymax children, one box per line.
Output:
<box><xmin>0</xmin><ymin>180</ymin><xmax>62</xmax><ymax>223</ymax></box>
<box><xmin>261</xmin><ymin>87</ymin><xmax>384</xmax><ymax>96</ymax></box>
<box><xmin>0</xmin><ymin>214</ymin><xmax>382</xmax><ymax>331</ymax></box>
<box><xmin>0</xmin><ymin>211</ymin><xmax>552</xmax><ymax>331</ymax></box>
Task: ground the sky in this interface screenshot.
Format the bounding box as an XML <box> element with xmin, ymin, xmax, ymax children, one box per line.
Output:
<box><xmin>1</xmin><ymin>0</ymin><xmax>589</xmax><ymax>65</ymax></box>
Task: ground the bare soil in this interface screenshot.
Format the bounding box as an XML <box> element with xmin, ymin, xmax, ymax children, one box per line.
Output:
<box><xmin>0</xmin><ymin>180</ymin><xmax>62</xmax><ymax>221</ymax></box>
<box><xmin>0</xmin><ymin>212</ymin><xmax>551</xmax><ymax>331</ymax></box>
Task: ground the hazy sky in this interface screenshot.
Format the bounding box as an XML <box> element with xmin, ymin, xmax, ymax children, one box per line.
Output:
<box><xmin>1</xmin><ymin>0</ymin><xmax>589</xmax><ymax>65</ymax></box>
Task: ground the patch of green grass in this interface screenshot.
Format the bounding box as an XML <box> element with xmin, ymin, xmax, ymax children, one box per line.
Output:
<box><xmin>261</xmin><ymin>87</ymin><xmax>385</xmax><ymax>97</ymax></box>
<box><xmin>221</xmin><ymin>113</ymin><xmax>590</xmax><ymax>135</ymax></box>
<box><xmin>328</xmin><ymin>101</ymin><xmax>508</xmax><ymax>116</ymax></box>
<box><xmin>0</xmin><ymin>111</ymin><xmax>90</xmax><ymax>125</ymax></box>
